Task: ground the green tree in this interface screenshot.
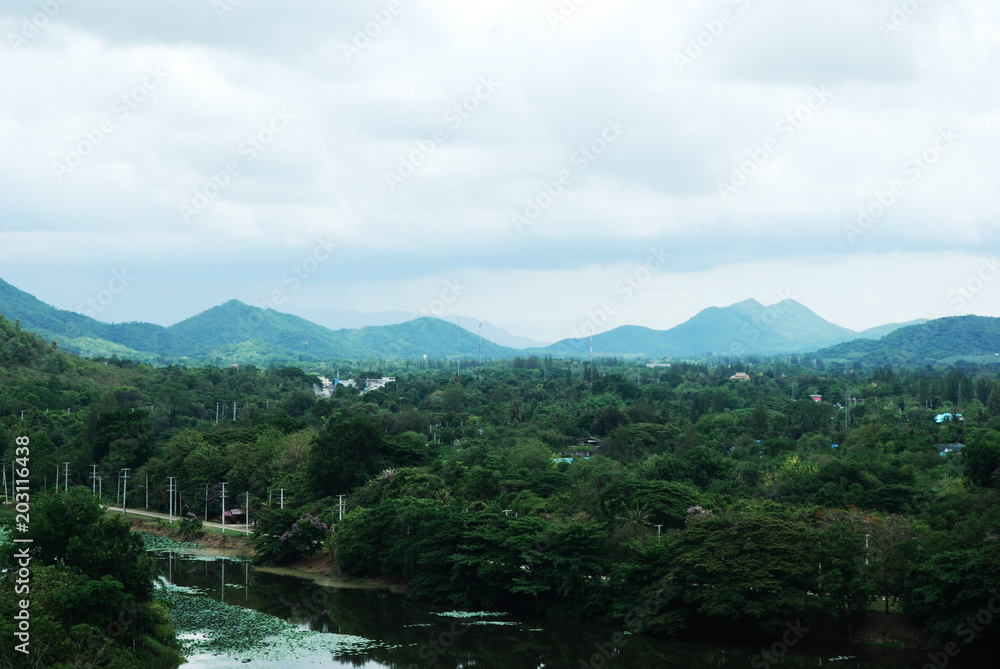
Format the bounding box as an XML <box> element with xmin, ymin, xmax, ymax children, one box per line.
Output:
<box><xmin>963</xmin><ymin>431</ymin><xmax>1000</xmax><ymax>488</ymax></box>
<box><xmin>306</xmin><ymin>416</ymin><xmax>386</xmax><ymax>496</ymax></box>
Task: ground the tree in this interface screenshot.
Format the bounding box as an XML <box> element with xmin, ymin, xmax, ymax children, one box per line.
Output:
<box><xmin>963</xmin><ymin>431</ymin><xmax>1000</xmax><ymax>488</ymax></box>
<box><xmin>591</xmin><ymin>406</ymin><xmax>629</xmax><ymax>437</ymax></box>
<box><xmin>665</xmin><ymin>502</ymin><xmax>819</xmax><ymax>627</ymax></box>
<box><xmin>306</xmin><ymin>416</ymin><xmax>386</xmax><ymax>496</ymax></box>
<box><xmin>750</xmin><ymin>396</ymin><xmax>769</xmax><ymax>436</ymax></box>
<box><xmin>988</xmin><ymin>386</ymin><xmax>1000</xmax><ymax>418</ymax></box>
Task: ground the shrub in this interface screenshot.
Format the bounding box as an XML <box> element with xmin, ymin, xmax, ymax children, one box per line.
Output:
<box><xmin>176</xmin><ymin>513</ymin><xmax>203</xmax><ymax>538</ymax></box>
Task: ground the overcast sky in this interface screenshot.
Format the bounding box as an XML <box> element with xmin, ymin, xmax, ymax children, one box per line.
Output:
<box><xmin>1</xmin><ymin>0</ymin><xmax>997</xmax><ymax>344</ymax></box>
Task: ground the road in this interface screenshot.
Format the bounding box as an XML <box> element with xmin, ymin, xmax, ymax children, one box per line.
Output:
<box><xmin>108</xmin><ymin>506</ymin><xmax>253</xmax><ymax>534</ymax></box>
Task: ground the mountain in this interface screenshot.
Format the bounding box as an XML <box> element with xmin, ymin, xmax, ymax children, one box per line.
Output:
<box><xmin>451</xmin><ymin>317</ymin><xmax>551</xmax><ymax>350</ymax></box>
<box><xmin>540</xmin><ymin>299</ymin><xmax>864</xmax><ymax>357</ymax></box>
<box><xmin>0</xmin><ymin>277</ymin><xmax>516</xmax><ymax>363</ymax></box>
<box><xmin>268</xmin><ymin>304</ymin><xmax>550</xmax><ymax>350</ymax></box>
<box><xmin>815</xmin><ymin>316</ymin><xmax>1000</xmax><ymax>365</ymax></box>
<box><xmin>857</xmin><ymin>319</ymin><xmax>928</xmax><ymax>340</ymax></box>
<box><xmin>0</xmin><ymin>276</ymin><xmax>955</xmax><ymax>362</ymax></box>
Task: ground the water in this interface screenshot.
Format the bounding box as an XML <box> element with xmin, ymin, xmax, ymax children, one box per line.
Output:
<box><xmin>154</xmin><ymin>552</ymin><xmax>990</xmax><ymax>669</ymax></box>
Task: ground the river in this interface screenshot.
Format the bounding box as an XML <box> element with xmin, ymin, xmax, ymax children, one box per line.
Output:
<box><xmin>152</xmin><ymin>550</ymin><xmax>991</xmax><ymax>669</ymax></box>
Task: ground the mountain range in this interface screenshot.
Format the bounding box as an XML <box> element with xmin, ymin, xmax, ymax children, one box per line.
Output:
<box><xmin>535</xmin><ymin>299</ymin><xmax>925</xmax><ymax>357</ymax></box>
<box><xmin>2</xmin><ymin>276</ymin><xmax>994</xmax><ymax>365</ymax></box>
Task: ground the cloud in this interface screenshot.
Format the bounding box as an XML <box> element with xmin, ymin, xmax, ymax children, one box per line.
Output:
<box><xmin>0</xmin><ymin>0</ymin><xmax>996</xmax><ymax>340</ymax></box>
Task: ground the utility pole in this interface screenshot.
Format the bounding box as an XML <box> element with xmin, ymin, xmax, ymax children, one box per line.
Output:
<box><xmin>220</xmin><ymin>482</ymin><xmax>228</xmax><ymax>534</ymax></box>
<box><xmin>121</xmin><ymin>468</ymin><xmax>130</xmax><ymax>515</ymax></box>
<box><xmin>167</xmin><ymin>477</ymin><xmax>176</xmax><ymax>523</ymax></box>
<box><xmin>279</xmin><ymin>488</ymin><xmax>284</xmax><ymax>510</ymax></box>
<box><xmin>338</xmin><ymin>494</ymin><xmax>345</xmax><ymax>521</ymax></box>
<box><xmin>63</xmin><ymin>462</ymin><xmax>69</xmax><ymax>492</ymax></box>
<box><xmin>2</xmin><ymin>461</ymin><xmax>7</xmax><ymax>503</ymax></box>
<box><xmin>845</xmin><ymin>375</ymin><xmax>851</xmax><ymax>431</ymax></box>
<box><xmin>233</xmin><ymin>402</ymin><xmax>236</xmax><ymax>422</ymax></box>
<box><xmin>655</xmin><ymin>524</ymin><xmax>663</xmax><ymax>540</ymax></box>
<box><xmin>216</xmin><ymin>403</ymin><xmax>219</xmax><ymax>425</ymax></box>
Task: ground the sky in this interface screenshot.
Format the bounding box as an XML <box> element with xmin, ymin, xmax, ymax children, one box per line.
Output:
<box><xmin>0</xmin><ymin>0</ymin><xmax>998</xmax><ymax>344</ymax></box>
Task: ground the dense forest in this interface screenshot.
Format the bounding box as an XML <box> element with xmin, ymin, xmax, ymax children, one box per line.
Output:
<box><xmin>2</xmin><ymin>312</ymin><xmax>1000</xmax><ymax>666</ymax></box>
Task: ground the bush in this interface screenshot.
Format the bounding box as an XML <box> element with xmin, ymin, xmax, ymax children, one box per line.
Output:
<box><xmin>251</xmin><ymin>509</ymin><xmax>329</xmax><ymax>565</ymax></box>
<box><xmin>176</xmin><ymin>513</ymin><xmax>203</xmax><ymax>538</ymax></box>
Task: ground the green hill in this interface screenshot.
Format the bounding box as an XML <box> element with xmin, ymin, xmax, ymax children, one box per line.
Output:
<box><xmin>540</xmin><ymin>299</ymin><xmax>876</xmax><ymax>357</ymax></box>
<box><xmin>815</xmin><ymin>315</ymin><xmax>1000</xmax><ymax>365</ymax></box>
<box><xmin>0</xmin><ymin>277</ymin><xmax>515</xmax><ymax>363</ymax></box>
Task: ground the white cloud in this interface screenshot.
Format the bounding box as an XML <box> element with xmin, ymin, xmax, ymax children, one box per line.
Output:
<box><xmin>0</xmin><ymin>0</ymin><xmax>996</xmax><ymax>341</ymax></box>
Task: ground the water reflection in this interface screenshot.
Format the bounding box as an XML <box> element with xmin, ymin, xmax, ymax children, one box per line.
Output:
<box><xmin>155</xmin><ymin>554</ymin><xmax>991</xmax><ymax>669</ymax></box>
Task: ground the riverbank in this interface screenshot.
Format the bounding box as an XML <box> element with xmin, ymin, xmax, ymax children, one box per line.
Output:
<box><xmin>127</xmin><ymin>517</ymin><xmax>936</xmax><ymax>654</ymax></box>
<box><xmin>127</xmin><ymin>516</ymin><xmax>406</xmax><ymax>593</ymax></box>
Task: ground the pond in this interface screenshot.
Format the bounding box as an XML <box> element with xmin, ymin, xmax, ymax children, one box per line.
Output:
<box><xmin>152</xmin><ymin>550</ymin><xmax>991</xmax><ymax>669</ymax></box>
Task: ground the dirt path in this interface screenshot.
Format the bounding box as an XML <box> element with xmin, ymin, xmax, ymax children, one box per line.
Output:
<box><xmin>109</xmin><ymin>506</ymin><xmax>252</xmax><ymax>534</ymax></box>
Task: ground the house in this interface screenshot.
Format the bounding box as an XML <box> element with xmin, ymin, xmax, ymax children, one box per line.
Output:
<box><xmin>937</xmin><ymin>443</ymin><xmax>964</xmax><ymax>456</ymax></box>
<box><xmin>810</xmin><ymin>395</ymin><xmax>823</xmax><ymax>403</ymax></box>
<box><xmin>729</xmin><ymin>372</ymin><xmax>751</xmax><ymax>381</ymax></box>
<box><xmin>223</xmin><ymin>508</ymin><xmax>246</xmax><ymax>522</ymax></box>
<box><xmin>362</xmin><ymin>377</ymin><xmax>396</xmax><ymax>393</ymax></box>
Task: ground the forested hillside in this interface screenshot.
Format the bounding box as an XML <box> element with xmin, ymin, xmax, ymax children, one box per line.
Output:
<box><xmin>817</xmin><ymin>315</ymin><xmax>1000</xmax><ymax>366</ymax></box>
<box><xmin>2</xmin><ymin>314</ymin><xmax>999</xmax><ymax>660</ymax></box>
<box><xmin>0</xmin><ymin>277</ymin><xmax>517</xmax><ymax>364</ymax></box>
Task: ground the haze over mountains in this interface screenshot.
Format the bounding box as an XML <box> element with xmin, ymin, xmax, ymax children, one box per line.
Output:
<box><xmin>292</xmin><ymin>304</ymin><xmax>551</xmax><ymax>350</ymax></box>
<box><xmin>2</xmin><ymin>276</ymin><xmax>993</xmax><ymax>366</ymax></box>
<box><xmin>538</xmin><ymin>299</ymin><xmax>925</xmax><ymax>357</ymax></box>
